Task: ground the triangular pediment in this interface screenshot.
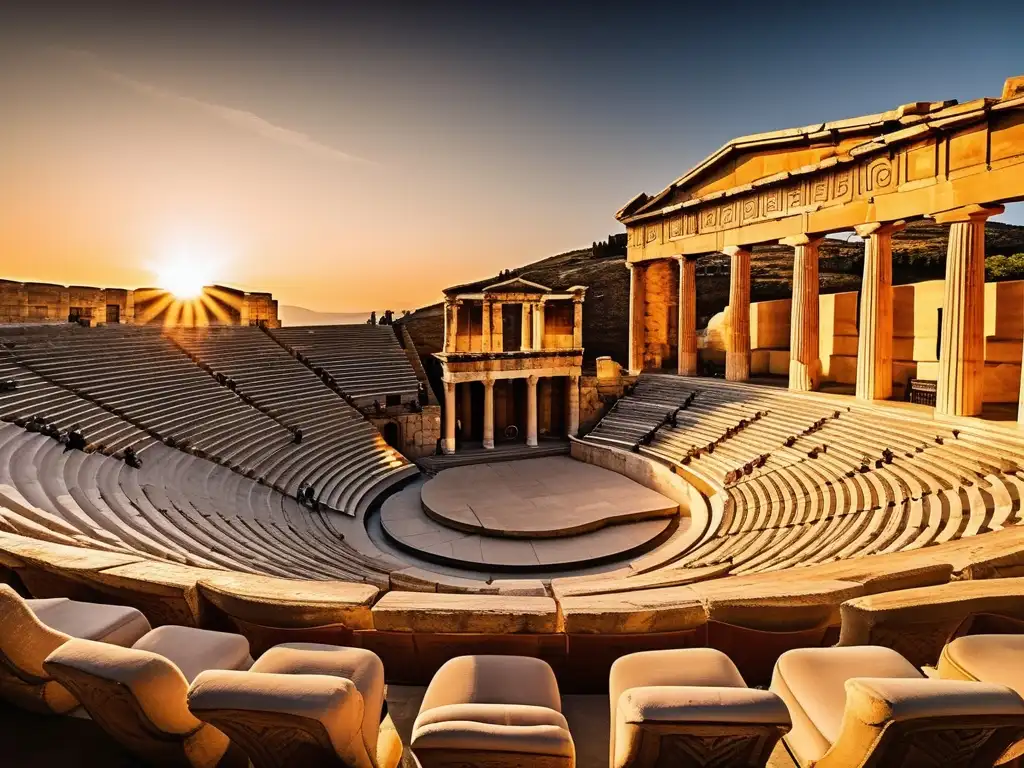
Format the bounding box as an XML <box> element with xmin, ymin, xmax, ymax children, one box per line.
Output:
<box><xmin>621</xmin><ymin>99</ymin><xmax>958</xmax><ymax>220</ymax></box>
<box><xmin>481</xmin><ymin>277</ymin><xmax>552</xmax><ymax>294</ymax></box>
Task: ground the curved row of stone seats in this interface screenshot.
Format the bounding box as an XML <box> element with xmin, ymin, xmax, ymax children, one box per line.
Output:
<box><xmin>169</xmin><ymin>325</ymin><xmax>417</xmax><ymax>514</ymax></box>
<box><xmin>270</xmin><ymin>324</ymin><xmax>421</xmax><ymax>403</ymax></box>
<box><xmin>0</xmin><ymin>354</ymin><xmax>151</xmax><ymax>454</ymax></box>
<box><xmin>3</xmin><ymin>324</ymin><xmax>415</xmax><ymax>518</ymax></box>
<box><xmin>0</xmin><ymin>532</ymin><xmax>380</xmax><ymax>650</ymax></box>
<box><xmin>584</xmin><ymin>374</ymin><xmax>1024</xmax><ymax>577</ymax></box>
<box><xmin>1</xmin><ymin>324</ymin><xmax>298</xmax><ymax>472</ymax></box>
<box><xmin>0</xmin><ymin>424</ymin><xmax>396</xmax><ymax>584</ymax></box>
<box><xmin>4</xmin><ymin>526</ymin><xmax>1024</xmax><ymax>703</ymax></box>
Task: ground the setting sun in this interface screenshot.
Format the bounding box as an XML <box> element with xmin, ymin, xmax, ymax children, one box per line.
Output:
<box><xmin>157</xmin><ymin>260</ymin><xmax>210</xmax><ymax>299</ymax></box>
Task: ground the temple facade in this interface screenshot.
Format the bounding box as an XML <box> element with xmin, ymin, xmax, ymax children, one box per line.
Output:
<box><xmin>434</xmin><ymin>277</ymin><xmax>586</xmax><ymax>453</ymax></box>
<box><xmin>618</xmin><ymin>74</ymin><xmax>1024</xmax><ymax>420</ymax></box>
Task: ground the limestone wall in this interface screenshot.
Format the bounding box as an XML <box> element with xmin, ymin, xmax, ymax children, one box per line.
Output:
<box><xmin>1</xmin><ymin>280</ymin><xmax>134</xmax><ymax>325</ymax></box>
<box><xmin>0</xmin><ymin>280</ymin><xmax>278</xmax><ymax>328</ymax></box>
<box><xmin>700</xmin><ymin>278</ymin><xmax>1024</xmax><ymax>401</ymax></box>
<box><xmin>371</xmin><ymin>405</ymin><xmax>442</xmax><ymax>459</ymax></box>
<box><xmin>641</xmin><ymin>259</ymin><xmax>679</xmax><ymax>370</ymax></box>
<box><xmin>570</xmin><ymin>438</ymin><xmax>690</xmax><ymax>518</ymax></box>
<box><xmin>542</xmin><ymin>301</ymin><xmax>574</xmax><ymax>349</ymax></box>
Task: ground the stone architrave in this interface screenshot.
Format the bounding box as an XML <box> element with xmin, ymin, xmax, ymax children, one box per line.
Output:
<box><xmin>934</xmin><ymin>205</ymin><xmax>1004</xmax><ymax>417</ymax></box>
<box><xmin>854</xmin><ymin>221</ymin><xmax>904</xmax><ymax>401</ymax></box>
<box><xmin>677</xmin><ymin>256</ymin><xmax>698</xmax><ymax>376</ymax></box>
<box><xmin>567</xmin><ymin>375</ymin><xmax>580</xmax><ymax>438</ymax></box>
<box><xmin>782</xmin><ymin>235</ymin><xmax>824</xmax><ymax>391</ymax></box>
<box><xmin>482</xmin><ymin>378</ymin><xmax>495</xmax><ymax>449</ymax></box>
<box><xmin>443</xmin><ymin>380</ymin><xmax>456</xmax><ymax>454</ymax></box>
<box><xmin>526</xmin><ymin>375</ymin><xmax>539</xmax><ymax>447</ymax></box>
<box><xmin>724</xmin><ymin>246</ymin><xmax>751</xmax><ymax>381</ymax></box>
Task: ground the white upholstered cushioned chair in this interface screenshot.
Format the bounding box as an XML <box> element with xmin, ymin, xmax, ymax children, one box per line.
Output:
<box><xmin>43</xmin><ymin>625</ymin><xmax>253</xmax><ymax>767</ymax></box>
<box><xmin>411</xmin><ymin>655</ymin><xmax>575</xmax><ymax>768</ymax></box>
<box><xmin>938</xmin><ymin>634</ymin><xmax>1024</xmax><ymax>763</ymax></box>
<box><xmin>0</xmin><ymin>583</ymin><xmax>150</xmax><ymax>713</ymax></box>
<box><xmin>187</xmin><ymin>643</ymin><xmax>402</xmax><ymax>768</ymax></box>
<box><xmin>609</xmin><ymin>648</ymin><xmax>790</xmax><ymax>768</ymax></box>
<box><xmin>771</xmin><ymin>645</ymin><xmax>1024</xmax><ymax>767</ymax></box>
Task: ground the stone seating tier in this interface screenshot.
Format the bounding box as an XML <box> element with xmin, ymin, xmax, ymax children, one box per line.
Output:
<box><xmin>269</xmin><ymin>324</ymin><xmax>421</xmax><ymax>401</ymax></box>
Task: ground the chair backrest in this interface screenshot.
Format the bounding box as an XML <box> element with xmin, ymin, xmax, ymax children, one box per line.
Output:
<box><xmin>419</xmin><ymin>655</ymin><xmax>562</xmax><ymax>713</ymax></box>
<box><xmin>188</xmin><ymin>669</ymin><xmax>373</xmax><ymax>768</ymax></box>
<box><xmin>0</xmin><ymin>584</ymin><xmax>76</xmax><ymax>713</ymax></box>
<box><xmin>44</xmin><ymin>638</ymin><xmax>236</xmax><ymax>768</ymax></box>
<box><xmin>0</xmin><ymin>585</ymin><xmax>69</xmax><ymax>681</ymax></box>
<box><xmin>822</xmin><ymin>677</ymin><xmax>1024</xmax><ymax>768</ymax></box>
<box><xmin>251</xmin><ymin>643</ymin><xmax>384</xmax><ymax>766</ymax></box>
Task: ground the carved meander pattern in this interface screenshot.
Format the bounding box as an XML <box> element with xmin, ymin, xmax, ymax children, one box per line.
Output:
<box><xmin>630</xmin><ymin>154</ymin><xmax>897</xmax><ymax>247</ymax></box>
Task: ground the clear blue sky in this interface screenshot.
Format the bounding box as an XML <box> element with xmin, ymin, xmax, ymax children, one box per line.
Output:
<box><xmin>1</xmin><ymin>1</ymin><xmax>1022</xmax><ymax>311</ymax></box>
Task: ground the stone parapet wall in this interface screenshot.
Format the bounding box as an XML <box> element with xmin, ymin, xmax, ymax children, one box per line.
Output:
<box><xmin>699</xmin><ymin>278</ymin><xmax>1024</xmax><ymax>401</ymax></box>
<box><xmin>371</xmin><ymin>405</ymin><xmax>441</xmax><ymax>459</ymax></box>
<box><xmin>0</xmin><ymin>280</ymin><xmax>278</xmax><ymax>327</ymax></box>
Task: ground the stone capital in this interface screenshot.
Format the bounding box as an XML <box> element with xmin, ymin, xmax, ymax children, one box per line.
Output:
<box><xmin>625</xmin><ymin>261</ymin><xmax>635</xmax><ymax>270</ymax></box>
<box><xmin>931</xmin><ymin>204</ymin><xmax>1006</xmax><ymax>225</ymax></box>
<box><xmin>854</xmin><ymin>220</ymin><xmax>906</xmax><ymax>238</ymax></box>
<box><xmin>722</xmin><ymin>245</ymin><xmax>751</xmax><ymax>258</ymax></box>
<box><xmin>779</xmin><ymin>234</ymin><xmax>825</xmax><ymax>248</ymax></box>
<box><xmin>482</xmin><ymin>377</ymin><xmax>495</xmax><ymax>389</ymax></box>
<box><xmin>527</xmin><ymin>374</ymin><xmax>538</xmax><ymax>386</ymax></box>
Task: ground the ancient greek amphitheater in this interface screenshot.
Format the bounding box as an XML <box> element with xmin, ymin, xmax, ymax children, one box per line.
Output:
<box><xmin>7</xmin><ymin>75</ymin><xmax>1024</xmax><ymax>768</ymax></box>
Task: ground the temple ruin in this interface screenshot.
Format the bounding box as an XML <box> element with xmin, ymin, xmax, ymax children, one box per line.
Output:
<box><xmin>618</xmin><ymin>74</ymin><xmax>1024</xmax><ymax>418</ymax></box>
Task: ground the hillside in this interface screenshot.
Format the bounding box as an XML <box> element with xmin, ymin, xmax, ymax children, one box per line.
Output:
<box><xmin>279</xmin><ymin>305</ymin><xmax>370</xmax><ymax>326</ymax></box>
<box><xmin>399</xmin><ymin>221</ymin><xmax>1024</xmax><ymax>369</ymax></box>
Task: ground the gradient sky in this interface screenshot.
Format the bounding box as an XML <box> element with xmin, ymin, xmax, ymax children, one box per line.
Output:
<box><xmin>2</xmin><ymin>1</ymin><xmax>1023</xmax><ymax>312</ymax></box>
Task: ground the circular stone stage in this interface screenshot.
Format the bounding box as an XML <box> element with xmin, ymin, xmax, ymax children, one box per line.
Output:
<box><xmin>380</xmin><ymin>456</ymin><xmax>680</xmax><ymax>571</ymax></box>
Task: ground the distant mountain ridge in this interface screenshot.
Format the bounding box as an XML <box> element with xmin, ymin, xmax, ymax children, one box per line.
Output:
<box><xmin>279</xmin><ymin>305</ymin><xmax>370</xmax><ymax>327</ymax></box>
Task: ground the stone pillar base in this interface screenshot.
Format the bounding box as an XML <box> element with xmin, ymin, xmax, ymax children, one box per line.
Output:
<box><xmin>725</xmin><ymin>352</ymin><xmax>750</xmax><ymax>382</ymax></box>
<box><xmin>442</xmin><ymin>438</ymin><xmax>456</xmax><ymax>454</ymax></box>
<box><xmin>679</xmin><ymin>352</ymin><xmax>699</xmax><ymax>377</ymax></box>
<box><xmin>788</xmin><ymin>360</ymin><xmax>821</xmax><ymax>392</ymax></box>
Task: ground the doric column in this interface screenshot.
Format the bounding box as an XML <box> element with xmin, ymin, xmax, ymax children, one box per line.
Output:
<box><xmin>627</xmin><ymin>263</ymin><xmax>645</xmax><ymax>373</ymax></box>
<box><xmin>677</xmin><ymin>256</ymin><xmax>698</xmax><ymax>376</ymax></box>
<box><xmin>526</xmin><ymin>375</ymin><xmax>538</xmax><ymax>447</ymax></box>
<box><xmin>460</xmin><ymin>382</ymin><xmax>472</xmax><ymax>438</ymax></box>
<box><xmin>724</xmin><ymin>246</ymin><xmax>751</xmax><ymax>382</ymax></box>
<box><xmin>481</xmin><ymin>299</ymin><xmax>491</xmax><ymax>352</ymax></box>
<box><xmin>521</xmin><ymin>304</ymin><xmax>531</xmax><ymax>350</ymax></box>
<box><xmin>447</xmin><ymin>300</ymin><xmax>461</xmax><ymax>353</ymax></box>
<box><xmin>935</xmin><ymin>205</ymin><xmax>1003</xmax><ymax>417</ymax></box>
<box><xmin>482</xmin><ymin>378</ymin><xmax>495</xmax><ymax>449</ymax></box>
<box><xmin>783</xmin><ymin>234</ymin><xmax>824</xmax><ymax>391</ymax></box>
<box><xmin>854</xmin><ymin>221</ymin><xmax>904</xmax><ymax>401</ymax></box>
<box><xmin>533</xmin><ymin>302</ymin><xmax>545</xmax><ymax>350</ymax></box>
<box><xmin>442</xmin><ymin>380</ymin><xmax>456</xmax><ymax>454</ymax></box>
<box><xmin>572</xmin><ymin>298</ymin><xmax>584</xmax><ymax>348</ymax></box>
<box><xmin>567</xmin><ymin>375</ymin><xmax>580</xmax><ymax>438</ymax></box>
